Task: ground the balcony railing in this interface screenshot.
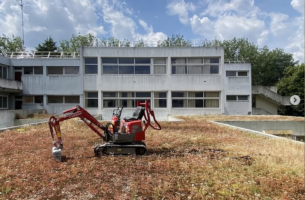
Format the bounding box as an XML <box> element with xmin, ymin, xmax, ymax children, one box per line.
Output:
<box><xmin>6</xmin><ymin>51</ymin><xmax>79</xmax><ymax>59</ymax></box>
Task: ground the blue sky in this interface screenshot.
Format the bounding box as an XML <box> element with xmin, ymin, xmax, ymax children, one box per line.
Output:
<box><xmin>0</xmin><ymin>0</ymin><xmax>304</xmax><ymax>62</ymax></box>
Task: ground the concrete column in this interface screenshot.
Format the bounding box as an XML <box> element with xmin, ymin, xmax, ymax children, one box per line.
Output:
<box><xmin>98</xmin><ymin>90</ymin><xmax>102</xmax><ymax>114</ymax></box>
<box><xmin>98</xmin><ymin>56</ymin><xmax>101</xmax><ymax>75</ymax></box>
<box><xmin>167</xmin><ymin>90</ymin><xmax>172</xmax><ymax>110</ymax></box>
<box><xmin>43</xmin><ymin>95</ymin><xmax>47</xmax><ymax>107</ymax></box>
<box><xmin>166</xmin><ymin>56</ymin><xmax>171</xmax><ymax>75</ymax></box>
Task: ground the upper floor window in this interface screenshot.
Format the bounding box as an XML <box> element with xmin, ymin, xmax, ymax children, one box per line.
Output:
<box><xmin>0</xmin><ymin>95</ymin><xmax>8</xmax><ymax>109</ymax></box>
<box><xmin>226</xmin><ymin>71</ymin><xmax>248</xmax><ymax>77</ymax></box>
<box><xmin>47</xmin><ymin>66</ymin><xmax>79</xmax><ymax>75</ymax></box>
<box><xmin>0</xmin><ymin>65</ymin><xmax>8</xmax><ymax>79</ymax></box>
<box><xmin>23</xmin><ymin>67</ymin><xmax>43</xmax><ymax>75</ymax></box>
<box><xmin>85</xmin><ymin>58</ymin><xmax>98</xmax><ymax>74</ymax></box>
<box><xmin>102</xmin><ymin>58</ymin><xmax>150</xmax><ymax>75</ymax></box>
<box><xmin>154</xmin><ymin>58</ymin><xmax>166</xmax><ymax>74</ymax></box>
<box><xmin>171</xmin><ymin>57</ymin><xmax>220</xmax><ymax>75</ymax></box>
<box><xmin>226</xmin><ymin>95</ymin><xmax>249</xmax><ymax>101</ymax></box>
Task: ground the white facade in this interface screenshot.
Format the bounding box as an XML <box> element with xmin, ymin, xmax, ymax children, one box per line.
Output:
<box><xmin>0</xmin><ymin>47</ymin><xmax>252</xmax><ymax>119</ymax></box>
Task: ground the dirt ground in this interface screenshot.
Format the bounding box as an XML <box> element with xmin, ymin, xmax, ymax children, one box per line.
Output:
<box><xmin>0</xmin><ymin>115</ymin><xmax>304</xmax><ymax>199</ymax></box>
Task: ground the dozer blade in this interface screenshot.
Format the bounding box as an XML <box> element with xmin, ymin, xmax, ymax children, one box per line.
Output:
<box><xmin>52</xmin><ymin>147</ymin><xmax>62</xmax><ymax>162</ymax></box>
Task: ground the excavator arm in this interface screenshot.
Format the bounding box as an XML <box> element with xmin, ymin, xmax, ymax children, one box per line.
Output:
<box><xmin>48</xmin><ymin>105</ymin><xmax>106</xmax><ymax>161</ymax></box>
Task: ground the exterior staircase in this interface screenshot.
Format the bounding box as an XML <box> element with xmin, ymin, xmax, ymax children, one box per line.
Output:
<box><xmin>252</xmin><ymin>86</ymin><xmax>291</xmax><ymax>106</ymax></box>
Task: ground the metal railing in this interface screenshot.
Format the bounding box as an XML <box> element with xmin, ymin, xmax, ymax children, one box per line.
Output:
<box><xmin>6</xmin><ymin>51</ymin><xmax>79</xmax><ymax>59</ymax></box>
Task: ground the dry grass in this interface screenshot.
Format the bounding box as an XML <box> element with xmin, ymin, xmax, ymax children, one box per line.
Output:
<box><xmin>0</xmin><ymin>115</ymin><xmax>304</xmax><ymax>199</ymax></box>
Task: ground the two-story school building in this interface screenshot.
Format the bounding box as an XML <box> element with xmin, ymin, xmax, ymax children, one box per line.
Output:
<box><xmin>0</xmin><ymin>46</ymin><xmax>252</xmax><ymax>119</ymax></box>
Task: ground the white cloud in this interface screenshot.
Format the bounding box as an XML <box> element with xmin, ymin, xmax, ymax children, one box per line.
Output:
<box><xmin>167</xmin><ymin>0</ymin><xmax>195</xmax><ymax>25</ymax></box>
<box><xmin>291</xmin><ymin>0</ymin><xmax>304</xmax><ymax>14</ymax></box>
<box><xmin>201</xmin><ymin>0</ymin><xmax>260</xmax><ymax>18</ymax></box>
<box><xmin>269</xmin><ymin>13</ymin><xmax>289</xmax><ymax>36</ymax></box>
<box><xmin>0</xmin><ymin>0</ymin><xmax>106</xmax><ymax>49</ymax></box>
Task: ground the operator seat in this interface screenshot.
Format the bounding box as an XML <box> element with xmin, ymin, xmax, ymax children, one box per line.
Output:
<box><xmin>123</xmin><ymin>107</ymin><xmax>145</xmax><ymax>122</ymax></box>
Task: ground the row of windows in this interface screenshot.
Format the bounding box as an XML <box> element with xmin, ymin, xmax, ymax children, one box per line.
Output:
<box><xmin>0</xmin><ymin>65</ymin><xmax>8</xmax><ymax>79</ymax></box>
<box><xmin>20</xmin><ymin>94</ymin><xmax>250</xmax><ymax>106</ymax></box>
<box><xmin>226</xmin><ymin>71</ymin><xmax>248</xmax><ymax>77</ymax></box>
<box><xmin>15</xmin><ymin>66</ymin><xmax>79</xmax><ymax>75</ymax></box>
<box><xmin>85</xmin><ymin>57</ymin><xmax>220</xmax><ymax>75</ymax></box>
<box><xmin>23</xmin><ymin>96</ymin><xmax>80</xmax><ymax>104</ymax></box>
<box><xmin>0</xmin><ymin>96</ymin><xmax>8</xmax><ymax>109</ymax></box>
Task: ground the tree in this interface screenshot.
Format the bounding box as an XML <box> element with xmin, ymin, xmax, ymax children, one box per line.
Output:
<box><xmin>158</xmin><ymin>34</ymin><xmax>191</xmax><ymax>47</ymax></box>
<box><xmin>59</xmin><ymin>33</ymin><xmax>96</xmax><ymax>52</ymax></box>
<box><xmin>0</xmin><ymin>34</ymin><xmax>23</xmax><ymax>54</ymax></box>
<box><xmin>205</xmin><ymin>37</ymin><xmax>296</xmax><ymax>86</ymax></box>
<box><xmin>36</xmin><ymin>36</ymin><xmax>57</xmax><ymax>52</ymax></box>
<box><xmin>277</xmin><ymin>64</ymin><xmax>304</xmax><ymax>116</ymax></box>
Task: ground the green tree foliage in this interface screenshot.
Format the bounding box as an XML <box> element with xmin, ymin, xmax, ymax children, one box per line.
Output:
<box><xmin>59</xmin><ymin>33</ymin><xmax>96</xmax><ymax>52</ymax></box>
<box><xmin>0</xmin><ymin>34</ymin><xmax>23</xmax><ymax>54</ymax></box>
<box><xmin>277</xmin><ymin>64</ymin><xmax>304</xmax><ymax>116</ymax></box>
<box><xmin>36</xmin><ymin>36</ymin><xmax>57</xmax><ymax>52</ymax></box>
<box><xmin>158</xmin><ymin>34</ymin><xmax>191</xmax><ymax>47</ymax></box>
<box><xmin>206</xmin><ymin>37</ymin><xmax>296</xmax><ymax>86</ymax></box>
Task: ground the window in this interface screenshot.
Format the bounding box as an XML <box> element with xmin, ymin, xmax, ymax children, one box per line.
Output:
<box><xmin>103</xmin><ymin>92</ymin><xmax>152</xmax><ymax>108</ymax></box>
<box><xmin>226</xmin><ymin>71</ymin><xmax>248</xmax><ymax>77</ymax></box>
<box><xmin>171</xmin><ymin>57</ymin><xmax>220</xmax><ymax>75</ymax></box>
<box><xmin>48</xmin><ymin>96</ymin><xmax>79</xmax><ymax>104</ymax></box>
<box><xmin>154</xmin><ymin>58</ymin><xmax>166</xmax><ymax>74</ymax></box>
<box><xmin>0</xmin><ymin>95</ymin><xmax>8</xmax><ymax>109</ymax></box>
<box><xmin>154</xmin><ymin>92</ymin><xmax>167</xmax><ymax>108</ymax></box>
<box><xmin>23</xmin><ymin>67</ymin><xmax>43</xmax><ymax>75</ymax></box>
<box><xmin>0</xmin><ymin>65</ymin><xmax>8</xmax><ymax>79</ymax></box>
<box><xmin>102</xmin><ymin>58</ymin><xmax>151</xmax><ymax>74</ymax></box>
<box><xmin>47</xmin><ymin>66</ymin><xmax>79</xmax><ymax>75</ymax></box>
<box><xmin>172</xmin><ymin>91</ymin><xmax>220</xmax><ymax>108</ymax></box>
<box><xmin>85</xmin><ymin>92</ymin><xmax>98</xmax><ymax>108</ymax></box>
<box><xmin>226</xmin><ymin>95</ymin><xmax>249</xmax><ymax>101</ymax></box>
<box><xmin>85</xmin><ymin>58</ymin><xmax>98</xmax><ymax>74</ymax></box>
<box><xmin>23</xmin><ymin>96</ymin><xmax>43</xmax><ymax>104</ymax></box>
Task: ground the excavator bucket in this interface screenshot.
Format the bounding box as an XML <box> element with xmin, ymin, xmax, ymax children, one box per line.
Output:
<box><xmin>52</xmin><ymin>147</ymin><xmax>62</xmax><ymax>162</ymax></box>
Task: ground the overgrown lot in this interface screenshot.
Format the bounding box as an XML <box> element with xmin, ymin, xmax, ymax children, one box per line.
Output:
<box><xmin>0</xmin><ymin>115</ymin><xmax>304</xmax><ymax>199</ymax></box>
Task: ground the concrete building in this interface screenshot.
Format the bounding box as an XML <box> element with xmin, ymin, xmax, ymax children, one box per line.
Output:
<box><xmin>1</xmin><ymin>46</ymin><xmax>256</xmax><ymax>119</ymax></box>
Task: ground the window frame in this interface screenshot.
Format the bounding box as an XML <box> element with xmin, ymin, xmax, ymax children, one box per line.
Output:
<box><xmin>226</xmin><ymin>95</ymin><xmax>249</xmax><ymax>101</ymax></box>
<box><xmin>47</xmin><ymin>66</ymin><xmax>79</xmax><ymax>75</ymax></box>
<box><xmin>226</xmin><ymin>71</ymin><xmax>248</xmax><ymax>77</ymax></box>
<box><xmin>47</xmin><ymin>96</ymin><xmax>80</xmax><ymax>104</ymax></box>
<box><xmin>101</xmin><ymin>58</ymin><xmax>151</xmax><ymax>75</ymax></box>
<box><xmin>23</xmin><ymin>66</ymin><xmax>43</xmax><ymax>75</ymax></box>
<box><xmin>171</xmin><ymin>57</ymin><xmax>220</xmax><ymax>75</ymax></box>
<box><xmin>85</xmin><ymin>57</ymin><xmax>98</xmax><ymax>75</ymax></box>
<box><xmin>85</xmin><ymin>92</ymin><xmax>98</xmax><ymax>108</ymax></box>
<box><xmin>0</xmin><ymin>65</ymin><xmax>9</xmax><ymax>79</ymax></box>
<box><xmin>23</xmin><ymin>95</ymin><xmax>44</xmax><ymax>104</ymax></box>
<box><xmin>102</xmin><ymin>92</ymin><xmax>152</xmax><ymax>108</ymax></box>
<box><xmin>0</xmin><ymin>95</ymin><xmax>8</xmax><ymax>109</ymax></box>
<box><xmin>171</xmin><ymin>91</ymin><xmax>220</xmax><ymax>108</ymax></box>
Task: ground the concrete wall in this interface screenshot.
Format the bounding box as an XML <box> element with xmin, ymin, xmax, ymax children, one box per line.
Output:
<box><xmin>0</xmin><ymin>109</ymin><xmax>44</xmax><ymax>128</ymax></box>
<box><xmin>255</xmin><ymin>95</ymin><xmax>278</xmax><ymax>115</ymax></box>
<box><xmin>0</xmin><ymin>55</ymin><xmax>10</xmax><ymax>66</ymax></box>
<box><xmin>218</xmin><ymin>121</ymin><xmax>305</xmax><ymax>137</ymax></box>
<box><xmin>224</xmin><ymin>63</ymin><xmax>252</xmax><ymax>115</ymax></box>
<box><xmin>0</xmin><ymin>78</ymin><xmax>22</xmax><ymax>90</ymax></box>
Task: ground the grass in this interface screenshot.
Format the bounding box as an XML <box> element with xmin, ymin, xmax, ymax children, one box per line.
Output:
<box><xmin>0</xmin><ymin>115</ymin><xmax>304</xmax><ymax>199</ymax></box>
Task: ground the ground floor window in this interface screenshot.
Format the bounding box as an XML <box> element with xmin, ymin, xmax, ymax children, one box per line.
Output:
<box><xmin>172</xmin><ymin>91</ymin><xmax>220</xmax><ymax>108</ymax></box>
<box><xmin>103</xmin><ymin>92</ymin><xmax>152</xmax><ymax>108</ymax></box>
<box><xmin>23</xmin><ymin>96</ymin><xmax>43</xmax><ymax>104</ymax></box>
<box><xmin>0</xmin><ymin>95</ymin><xmax>8</xmax><ymax>109</ymax></box>
<box><xmin>48</xmin><ymin>96</ymin><xmax>80</xmax><ymax>104</ymax></box>
<box><xmin>85</xmin><ymin>92</ymin><xmax>98</xmax><ymax>108</ymax></box>
<box><xmin>154</xmin><ymin>92</ymin><xmax>167</xmax><ymax>108</ymax></box>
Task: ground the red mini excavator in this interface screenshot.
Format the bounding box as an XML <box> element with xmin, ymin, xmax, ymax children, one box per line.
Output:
<box><xmin>48</xmin><ymin>101</ymin><xmax>161</xmax><ymax>161</ymax></box>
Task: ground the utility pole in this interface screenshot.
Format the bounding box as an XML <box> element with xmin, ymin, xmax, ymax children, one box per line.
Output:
<box><xmin>16</xmin><ymin>0</ymin><xmax>25</xmax><ymax>50</ymax></box>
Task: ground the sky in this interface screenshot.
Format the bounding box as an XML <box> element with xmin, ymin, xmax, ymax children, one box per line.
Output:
<box><xmin>0</xmin><ymin>0</ymin><xmax>304</xmax><ymax>63</ymax></box>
